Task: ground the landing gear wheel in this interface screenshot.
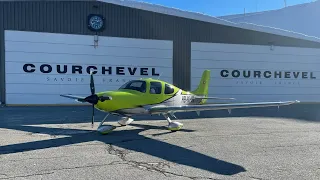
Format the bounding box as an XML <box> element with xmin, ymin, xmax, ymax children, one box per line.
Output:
<box><xmin>97</xmin><ymin>125</ymin><xmax>116</xmax><ymax>135</ymax></box>
<box><xmin>96</xmin><ymin>113</ymin><xmax>116</xmax><ymax>135</ymax></box>
<box><xmin>118</xmin><ymin>117</ymin><xmax>134</xmax><ymax>126</ymax></box>
<box><xmin>168</xmin><ymin>121</ymin><xmax>183</xmax><ymax>131</ymax></box>
<box><xmin>162</xmin><ymin>113</ymin><xmax>183</xmax><ymax>131</ymax></box>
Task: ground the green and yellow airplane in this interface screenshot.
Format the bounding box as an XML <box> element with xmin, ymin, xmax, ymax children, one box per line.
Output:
<box><xmin>60</xmin><ymin>70</ymin><xmax>300</xmax><ymax>134</ymax></box>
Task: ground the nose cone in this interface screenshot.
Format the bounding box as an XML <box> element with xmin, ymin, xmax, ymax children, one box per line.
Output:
<box><xmin>84</xmin><ymin>94</ymin><xmax>100</xmax><ymax>104</ymax></box>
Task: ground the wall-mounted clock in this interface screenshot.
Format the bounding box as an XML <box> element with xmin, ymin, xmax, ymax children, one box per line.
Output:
<box><xmin>87</xmin><ymin>14</ymin><xmax>105</xmax><ymax>32</ymax></box>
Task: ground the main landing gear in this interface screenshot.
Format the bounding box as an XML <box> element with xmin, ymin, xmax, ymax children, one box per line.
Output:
<box><xmin>96</xmin><ymin>113</ymin><xmax>183</xmax><ymax>135</ymax></box>
<box><xmin>162</xmin><ymin>113</ymin><xmax>183</xmax><ymax>131</ymax></box>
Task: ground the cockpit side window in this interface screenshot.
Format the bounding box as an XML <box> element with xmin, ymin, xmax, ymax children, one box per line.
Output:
<box><xmin>150</xmin><ymin>81</ymin><xmax>162</xmax><ymax>94</ymax></box>
<box><xmin>164</xmin><ymin>84</ymin><xmax>174</xmax><ymax>94</ymax></box>
<box><xmin>119</xmin><ymin>80</ymin><xmax>146</xmax><ymax>93</ymax></box>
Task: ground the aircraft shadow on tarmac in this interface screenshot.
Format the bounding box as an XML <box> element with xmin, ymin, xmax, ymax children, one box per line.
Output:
<box><xmin>0</xmin><ymin>120</ymin><xmax>246</xmax><ymax>176</ymax></box>
<box><xmin>2</xmin><ymin>103</ymin><xmax>320</xmax><ymax>176</ymax></box>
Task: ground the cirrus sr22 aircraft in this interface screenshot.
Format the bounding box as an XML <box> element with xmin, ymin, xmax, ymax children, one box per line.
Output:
<box><xmin>60</xmin><ymin>70</ymin><xmax>300</xmax><ymax>134</ymax></box>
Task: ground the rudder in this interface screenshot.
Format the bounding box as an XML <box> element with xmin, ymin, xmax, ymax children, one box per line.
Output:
<box><xmin>192</xmin><ymin>70</ymin><xmax>210</xmax><ymax>98</ymax></box>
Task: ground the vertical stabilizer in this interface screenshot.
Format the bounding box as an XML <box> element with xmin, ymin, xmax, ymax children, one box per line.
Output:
<box><xmin>191</xmin><ymin>70</ymin><xmax>210</xmax><ymax>103</ymax></box>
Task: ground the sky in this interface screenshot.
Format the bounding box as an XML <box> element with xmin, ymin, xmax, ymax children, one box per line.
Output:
<box><xmin>132</xmin><ymin>0</ymin><xmax>316</xmax><ymax>16</ymax></box>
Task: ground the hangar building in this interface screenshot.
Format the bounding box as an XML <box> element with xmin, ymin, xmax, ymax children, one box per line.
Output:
<box><xmin>219</xmin><ymin>0</ymin><xmax>320</xmax><ymax>39</ymax></box>
<box><xmin>1</xmin><ymin>0</ymin><xmax>320</xmax><ymax>105</ymax></box>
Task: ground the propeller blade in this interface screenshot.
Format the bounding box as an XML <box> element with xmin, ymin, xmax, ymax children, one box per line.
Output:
<box><xmin>92</xmin><ymin>104</ymin><xmax>94</xmax><ymax>128</ymax></box>
<box><xmin>90</xmin><ymin>71</ymin><xmax>95</xmax><ymax>95</ymax></box>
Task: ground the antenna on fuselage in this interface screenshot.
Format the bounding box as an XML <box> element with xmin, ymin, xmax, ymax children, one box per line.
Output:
<box><xmin>157</xmin><ymin>72</ymin><xmax>163</xmax><ymax>80</ymax></box>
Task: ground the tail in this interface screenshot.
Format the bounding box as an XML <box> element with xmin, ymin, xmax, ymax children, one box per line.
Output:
<box><xmin>192</xmin><ymin>70</ymin><xmax>210</xmax><ymax>103</ymax></box>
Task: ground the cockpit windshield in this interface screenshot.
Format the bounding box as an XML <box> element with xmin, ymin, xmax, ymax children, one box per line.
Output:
<box><xmin>118</xmin><ymin>80</ymin><xmax>146</xmax><ymax>93</ymax></box>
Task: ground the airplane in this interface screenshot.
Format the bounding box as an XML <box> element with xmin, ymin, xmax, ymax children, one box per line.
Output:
<box><xmin>60</xmin><ymin>70</ymin><xmax>300</xmax><ymax>134</ymax></box>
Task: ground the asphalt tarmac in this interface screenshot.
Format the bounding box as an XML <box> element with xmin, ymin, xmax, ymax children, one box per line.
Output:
<box><xmin>1</xmin><ymin>105</ymin><xmax>320</xmax><ymax>180</ymax></box>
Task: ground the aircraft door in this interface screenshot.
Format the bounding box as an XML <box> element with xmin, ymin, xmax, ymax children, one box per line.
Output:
<box><xmin>148</xmin><ymin>81</ymin><xmax>164</xmax><ymax>103</ymax></box>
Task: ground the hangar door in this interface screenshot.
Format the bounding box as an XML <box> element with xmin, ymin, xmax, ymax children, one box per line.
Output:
<box><xmin>5</xmin><ymin>30</ymin><xmax>173</xmax><ymax>105</ymax></box>
<box><xmin>191</xmin><ymin>42</ymin><xmax>320</xmax><ymax>103</ymax></box>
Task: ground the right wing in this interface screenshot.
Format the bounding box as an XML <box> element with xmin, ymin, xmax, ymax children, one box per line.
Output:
<box><xmin>147</xmin><ymin>100</ymin><xmax>300</xmax><ymax>114</ymax></box>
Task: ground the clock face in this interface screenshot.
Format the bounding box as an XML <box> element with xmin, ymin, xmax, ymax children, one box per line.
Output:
<box><xmin>89</xmin><ymin>15</ymin><xmax>104</xmax><ymax>31</ymax></box>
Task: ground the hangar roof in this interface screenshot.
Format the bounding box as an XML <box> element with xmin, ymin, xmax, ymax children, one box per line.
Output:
<box><xmin>98</xmin><ymin>0</ymin><xmax>320</xmax><ymax>43</ymax></box>
<box><xmin>219</xmin><ymin>0</ymin><xmax>320</xmax><ymax>40</ymax></box>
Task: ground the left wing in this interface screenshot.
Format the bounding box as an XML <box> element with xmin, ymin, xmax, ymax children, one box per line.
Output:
<box><xmin>147</xmin><ymin>100</ymin><xmax>300</xmax><ymax>114</ymax></box>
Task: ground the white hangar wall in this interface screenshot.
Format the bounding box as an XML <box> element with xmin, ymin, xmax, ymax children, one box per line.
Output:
<box><xmin>5</xmin><ymin>30</ymin><xmax>173</xmax><ymax>105</ymax></box>
<box><xmin>191</xmin><ymin>42</ymin><xmax>320</xmax><ymax>103</ymax></box>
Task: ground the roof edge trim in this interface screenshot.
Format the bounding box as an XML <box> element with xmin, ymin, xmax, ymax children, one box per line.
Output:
<box><xmin>98</xmin><ymin>0</ymin><xmax>320</xmax><ymax>43</ymax></box>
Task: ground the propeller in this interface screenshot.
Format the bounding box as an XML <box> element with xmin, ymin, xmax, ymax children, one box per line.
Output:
<box><xmin>83</xmin><ymin>71</ymin><xmax>112</xmax><ymax>128</ymax></box>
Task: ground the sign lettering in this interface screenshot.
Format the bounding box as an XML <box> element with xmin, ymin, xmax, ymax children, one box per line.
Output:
<box><xmin>22</xmin><ymin>64</ymin><xmax>160</xmax><ymax>76</ymax></box>
<box><xmin>220</xmin><ymin>69</ymin><xmax>316</xmax><ymax>79</ymax></box>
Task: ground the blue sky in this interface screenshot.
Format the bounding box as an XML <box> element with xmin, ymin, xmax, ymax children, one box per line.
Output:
<box><xmin>133</xmin><ymin>0</ymin><xmax>315</xmax><ymax>16</ymax></box>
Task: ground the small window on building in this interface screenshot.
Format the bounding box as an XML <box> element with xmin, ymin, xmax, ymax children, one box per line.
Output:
<box><xmin>164</xmin><ymin>84</ymin><xmax>174</xmax><ymax>94</ymax></box>
<box><xmin>150</xmin><ymin>82</ymin><xmax>162</xmax><ymax>94</ymax></box>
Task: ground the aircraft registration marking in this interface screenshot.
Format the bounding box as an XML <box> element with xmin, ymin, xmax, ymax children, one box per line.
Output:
<box><xmin>181</xmin><ymin>95</ymin><xmax>194</xmax><ymax>104</ymax></box>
